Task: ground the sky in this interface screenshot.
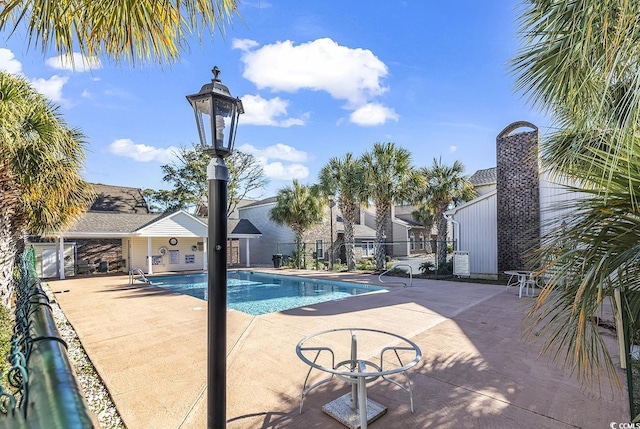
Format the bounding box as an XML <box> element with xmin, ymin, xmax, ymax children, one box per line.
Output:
<box><xmin>0</xmin><ymin>0</ymin><xmax>549</xmax><ymax>200</ymax></box>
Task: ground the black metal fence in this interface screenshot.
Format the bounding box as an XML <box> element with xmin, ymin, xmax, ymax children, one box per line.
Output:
<box><xmin>0</xmin><ymin>248</ymin><xmax>94</xmax><ymax>428</ymax></box>
<box><xmin>273</xmin><ymin>240</ymin><xmax>457</xmax><ymax>276</ymax></box>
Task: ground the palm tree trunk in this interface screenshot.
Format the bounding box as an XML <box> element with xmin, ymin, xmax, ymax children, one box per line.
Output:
<box><xmin>374</xmin><ymin>200</ymin><xmax>390</xmax><ymax>271</ymax></box>
<box><xmin>435</xmin><ymin>212</ymin><xmax>448</xmax><ymax>269</ymax></box>
<box><xmin>341</xmin><ymin>200</ymin><xmax>358</xmax><ymax>271</ymax></box>
<box><xmin>0</xmin><ymin>170</ymin><xmax>21</xmax><ymax>308</ymax></box>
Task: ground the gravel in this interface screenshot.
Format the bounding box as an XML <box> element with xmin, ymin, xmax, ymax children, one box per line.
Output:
<box><xmin>44</xmin><ymin>284</ymin><xmax>126</xmax><ymax>429</ymax></box>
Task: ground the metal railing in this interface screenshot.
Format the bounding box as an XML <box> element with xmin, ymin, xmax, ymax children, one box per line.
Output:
<box><xmin>0</xmin><ymin>248</ymin><xmax>94</xmax><ymax>428</ymax></box>
<box><xmin>129</xmin><ymin>268</ymin><xmax>150</xmax><ymax>284</ymax></box>
<box><xmin>378</xmin><ymin>264</ymin><xmax>413</xmax><ymax>287</ymax></box>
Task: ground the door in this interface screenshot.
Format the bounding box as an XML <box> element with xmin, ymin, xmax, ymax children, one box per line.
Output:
<box><xmin>42</xmin><ymin>248</ymin><xmax>57</xmax><ymax>278</ymax></box>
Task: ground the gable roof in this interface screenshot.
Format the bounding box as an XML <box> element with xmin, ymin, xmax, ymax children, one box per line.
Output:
<box><xmin>228</xmin><ymin>219</ymin><xmax>262</xmax><ymax>237</ymax></box>
<box><xmin>65</xmin><ymin>211</ymin><xmax>161</xmax><ymax>236</ymax></box>
<box><xmin>468</xmin><ymin>167</ymin><xmax>497</xmax><ymax>186</ymax></box>
<box><xmin>239</xmin><ymin>196</ymin><xmax>277</xmax><ymax>209</ymax></box>
<box><xmin>64</xmin><ymin>210</ymin><xmax>261</xmax><ymax>238</ymax></box>
<box><xmin>90</xmin><ymin>183</ymin><xmax>149</xmax><ymax>213</ymax></box>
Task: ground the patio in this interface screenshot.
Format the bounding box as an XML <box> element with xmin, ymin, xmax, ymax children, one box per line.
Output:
<box><xmin>47</xmin><ymin>270</ymin><xmax>628</xmax><ymax>428</ymax></box>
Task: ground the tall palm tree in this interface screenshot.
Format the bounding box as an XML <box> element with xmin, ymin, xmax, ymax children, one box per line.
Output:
<box><xmin>0</xmin><ymin>72</ymin><xmax>94</xmax><ymax>307</ymax></box>
<box><xmin>0</xmin><ymin>0</ymin><xmax>240</xmax><ymax>65</ymax></box>
<box><xmin>361</xmin><ymin>142</ymin><xmax>423</xmax><ymax>271</ymax></box>
<box><xmin>318</xmin><ymin>153</ymin><xmax>366</xmax><ymax>271</ymax></box>
<box><xmin>512</xmin><ymin>0</ymin><xmax>640</xmax><ymax>394</ymax></box>
<box><xmin>420</xmin><ymin>158</ymin><xmax>475</xmax><ymax>267</ymax></box>
<box><xmin>270</xmin><ymin>180</ymin><xmax>324</xmax><ymax>269</ymax></box>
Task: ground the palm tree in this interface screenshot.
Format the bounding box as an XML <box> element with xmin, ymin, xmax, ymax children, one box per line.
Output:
<box><xmin>0</xmin><ymin>0</ymin><xmax>240</xmax><ymax>65</ymax></box>
<box><xmin>512</xmin><ymin>1</ymin><xmax>640</xmax><ymax>394</ymax></box>
<box><xmin>412</xmin><ymin>204</ymin><xmax>435</xmax><ymax>253</ymax></box>
<box><xmin>361</xmin><ymin>142</ymin><xmax>423</xmax><ymax>271</ymax></box>
<box><xmin>0</xmin><ymin>72</ymin><xmax>94</xmax><ymax>307</ymax></box>
<box><xmin>420</xmin><ymin>158</ymin><xmax>475</xmax><ymax>268</ymax></box>
<box><xmin>318</xmin><ymin>153</ymin><xmax>366</xmax><ymax>271</ymax></box>
<box><xmin>270</xmin><ymin>180</ymin><xmax>324</xmax><ymax>269</ymax></box>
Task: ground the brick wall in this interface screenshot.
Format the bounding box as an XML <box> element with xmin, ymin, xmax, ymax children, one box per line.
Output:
<box><xmin>496</xmin><ymin>122</ymin><xmax>540</xmax><ymax>272</ymax></box>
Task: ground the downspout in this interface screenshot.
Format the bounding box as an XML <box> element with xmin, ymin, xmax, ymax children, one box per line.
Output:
<box><xmin>443</xmin><ymin>213</ymin><xmax>460</xmax><ymax>251</ymax></box>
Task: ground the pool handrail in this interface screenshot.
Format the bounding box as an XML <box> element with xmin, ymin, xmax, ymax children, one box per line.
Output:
<box><xmin>378</xmin><ymin>264</ymin><xmax>413</xmax><ymax>287</ymax></box>
<box><xmin>129</xmin><ymin>268</ymin><xmax>150</xmax><ymax>285</ymax></box>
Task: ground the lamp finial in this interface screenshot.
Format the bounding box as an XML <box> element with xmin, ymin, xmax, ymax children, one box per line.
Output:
<box><xmin>212</xmin><ymin>66</ymin><xmax>221</xmax><ymax>82</ymax></box>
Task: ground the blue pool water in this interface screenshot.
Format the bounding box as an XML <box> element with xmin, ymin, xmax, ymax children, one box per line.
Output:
<box><xmin>145</xmin><ymin>271</ymin><xmax>386</xmax><ymax>315</ymax></box>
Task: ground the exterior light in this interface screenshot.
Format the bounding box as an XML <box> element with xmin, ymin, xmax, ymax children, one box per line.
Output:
<box><xmin>186</xmin><ymin>66</ymin><xmax>244</xmax><ymax>159</ymax></box>
<box><xmin>187</xmin><ymin>66</ymin><xmax>243</xmax><ymax>429</ymax></box>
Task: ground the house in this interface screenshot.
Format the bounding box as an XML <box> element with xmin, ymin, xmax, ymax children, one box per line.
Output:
<box><xmin>238</xmin><ymin>197</ymin><xmax>431</xmax><ymax>267</ymax></box>
<box><xmin>29</xmin><ymin>183</ymin><xmax>262</xmax><ymax>279</ymax></box>
<box><xmin>445</xmin><ymin>120</ymin><xmax>568</xmax><ymax>279</ymax></box>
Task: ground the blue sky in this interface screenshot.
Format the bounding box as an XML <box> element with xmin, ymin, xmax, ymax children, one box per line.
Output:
<box><xmin>0</xmin><ymin>0</ymin><xmax>548</xmax><ymax>199</ymax></box>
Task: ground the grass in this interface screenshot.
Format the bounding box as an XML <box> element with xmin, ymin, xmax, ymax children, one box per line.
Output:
<box><xmin>0</xmin><ymin>303</ymin><xmax>13</xmax><ymax>392</ymax></box>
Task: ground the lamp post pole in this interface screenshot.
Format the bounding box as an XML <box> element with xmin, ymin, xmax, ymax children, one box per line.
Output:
<box><xmin>186</xmin><ymin>67</ymin><xmax>243</xmax><ymax>429</ymax></box>
<box><xmin>208</xmin><ymin>157</ymin><xmax>228</xmax><ymax>428</ymax></box>
<box><xmin>329</xmin><ymin>196</ymin><xmax>335</xmax><ymax>270</ymax></box>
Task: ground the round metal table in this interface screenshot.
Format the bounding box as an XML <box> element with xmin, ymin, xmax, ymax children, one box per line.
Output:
<box><xmin>296</xmin><ymin>328</ymin><xmax>422</xmax><ymax>429</ymax></box>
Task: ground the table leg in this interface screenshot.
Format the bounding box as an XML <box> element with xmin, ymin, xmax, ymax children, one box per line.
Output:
<box><xmin>351</xmin><ymin>333</ymin><xmax>358</xmax><ymax>408</ymax></box>
<box><xmin>358</xmin><ymin>375</ymin><xmax>367</xmax><ymax>429</ymax></box>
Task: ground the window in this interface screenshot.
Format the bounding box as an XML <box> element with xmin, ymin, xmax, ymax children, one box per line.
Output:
<box><xmin>419</xmin><ymin>234</ymin><xmax>424</xmax><ymax>250</ymax></box>
<box><xmin>315</xmin><ymin>240</ymin><xmax>324</xmax><ymax>259</ymax></box>
<box><xmin>361</xmin><ymin>241</ymin><xmax>375</xmax><ymax>257</ymax></box>
<box><xmin>409</xmin><ymin>233</ymin><xmax>415</xmax><ymax>251</ymax></box>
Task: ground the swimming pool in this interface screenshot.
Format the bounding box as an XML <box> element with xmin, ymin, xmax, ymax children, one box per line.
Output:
<box><xmin>145</xmin><ymin>271</ymin><xmax>386</xmax><ymax>315</ymax></box>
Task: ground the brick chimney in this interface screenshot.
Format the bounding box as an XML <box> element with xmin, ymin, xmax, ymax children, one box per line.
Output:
<box><xmin>496</xmin><ymin>121</ymin><xmax>540</xmax><ymax>272</ymax></box>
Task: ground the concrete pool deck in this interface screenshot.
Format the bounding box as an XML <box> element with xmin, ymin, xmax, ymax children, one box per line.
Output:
<box><xmin>47</xmin><ymin>270</ymin><xmax>628</xmax><ymax>428</ymax></box>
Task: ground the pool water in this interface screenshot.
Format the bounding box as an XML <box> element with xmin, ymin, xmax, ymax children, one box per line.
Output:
<box><xmin>146</xmin><ymin>271</ymin><xmax>386</xmax><ymax>315</ymax></box>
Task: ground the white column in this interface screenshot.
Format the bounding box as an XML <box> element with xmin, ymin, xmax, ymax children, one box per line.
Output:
<box><xmin>244</xmin><ymin>238</ymin><xmax>250</xmax><ymax>267</ymax></box>
<box><xmin>203</xmin><ymin>237</ymin><xmax>208</xmax><ymax>271</ymax></box>
<box><xmin>58</xmin><ymin>236</ymin><xmax>65</xmax><ymax>280</ymax></box>
<box><xmin>147</xmin><ymin>237</ymin><xmax>153</xmax><ymax>274</ymax></box>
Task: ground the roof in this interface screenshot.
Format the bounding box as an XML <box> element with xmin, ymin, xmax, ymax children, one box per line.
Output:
<box><xmin>468</xmin><ymin>167</ymin><xmax>497</xmax><ymax>186</ymax></box>
<box><xmin>66</xmin><ymin>211</ymin><xmax>161</xmax><ymax>234</ymax></box>
<box><xmin>65</xmin><ymin>210</ymin><xmax>260</xmax><ymax>238</ymax></box>
<box><xmin>239</xmin><ymin>196</ymin><xmax>277</xmax><ymax>209</ymax></box>
<box><xmin>90</xmin><ymin>183</ymin><xmax>149</xmax><ymax>213</ymax></box>
<box><xmin>336</xmin><ymin>222</ymin><xmax>376</xmax><ymax>239</ymax></box>
<box><xmin>228</xmin><ymin>219</ymin><xmax>262</xmax><ymax>237</ymax></box>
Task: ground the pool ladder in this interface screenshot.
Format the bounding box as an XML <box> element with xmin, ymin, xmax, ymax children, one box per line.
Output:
<box><xmin>129</xmin><ymin>268</ymin><xmax>150</xmax><ymax>285</ymax></box>
<box><xmin>378</xmin><ymin>264</ymin><xmax>413</xmax><ymax>287</ymax></box>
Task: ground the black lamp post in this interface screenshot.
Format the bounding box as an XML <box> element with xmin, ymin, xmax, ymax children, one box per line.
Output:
<box><xmin>186</xmin><ymin>66</ymin><xmax>244</xmax><ymax>429</ymax></box>
<box><xmin>328</xmin><ymin>196</ymin><xmax>335</xmax><ymax>270</ymax></box>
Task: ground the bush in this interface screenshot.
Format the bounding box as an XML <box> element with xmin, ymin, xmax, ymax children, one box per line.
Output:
<box><xmin>419</xmin><ymin>261</ymin><xmax>435</xmax><ymax>274</ymax></box>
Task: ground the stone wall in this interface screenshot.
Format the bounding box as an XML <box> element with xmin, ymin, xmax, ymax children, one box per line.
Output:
<box><xmin>75</xmin><ymin>239</ymin><xmax>123</xmax><ymax>272</ymax></box>
<box><xmin>496</xmin><ymin>121</ymin><xmax>540</xmax><ymax>272</ymax></box>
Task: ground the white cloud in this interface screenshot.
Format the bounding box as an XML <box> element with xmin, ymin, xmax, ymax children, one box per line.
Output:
<box><xmin>107</xmin><ymin>139</ymin><xmax>179</xmax><ymax>163</ymax></box>
<box><xmin>0</xmin><ymin>48</ymin><xmax>22</xmax><ymax>74</ymax></box>
<box><xmin>45</xmin><ymin>52</ymin><xmax>102</xmax><ymax>72</ymax></box>
<box><xmin>238</xmin><ymin>143</ymin><xmax>308</xmax><ymax>162</ymax></box>
<box><xmin>30</xmin><ymin>75</ymin><xmax>69</xmax><ymax>102</ymax></box>
<box><xmin>232</xmin><ymin>39</ymin><xmax>260</xmax><ymax>51</ymax></box>
<box><xmin>240</xmin><ymin>94</ymin><xmax>306</xmax><ymax>127</ymax></box>
<box><xmin>236</xmin><ymin>38</ymin><xmax>388</xmax><ymax>106</ymax></box>
<box><xmin>449</xmin><ymin>145</ymin><xmax>458</xmax><ymax>153</ymax></box>
<box><xmin>263</xmin><ymin>162</ymin><xmax>309</xmax><ymax>180</ymax></box>
<box><xmin>236</xmin><ymin>143</ymin><xmax>310</xmax><ymax>180</ymax></box>
<box><xmin>349</xmin><ymin>103</ymin><xmax>399</xmax><ymax>126</ymax></box>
